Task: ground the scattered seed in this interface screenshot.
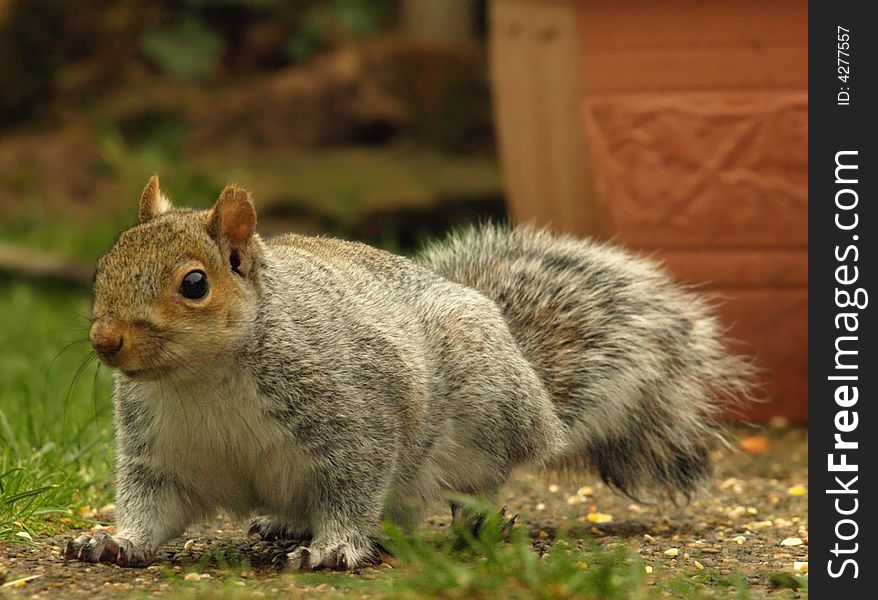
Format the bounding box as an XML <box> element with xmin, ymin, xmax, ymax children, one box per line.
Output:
<box><xmin>664</xmin><ymin>548</ymin><xmax>679</xmax><ymax>557</ymax></box>
<box><xmin>587</xmin><ymin>512</ymin><xmax>613</xmax><ymax>524</ymax></box>
<box><xmin>644</xmin><ymin>565</ymin><xmax>654</xmax><ymax>574</ymax></box>
<box><xmin>794</xmin><ymin>561</ymin><xmax>808</xmax><ymax>574</ymax></box>
<box><xmin>781</xmin><ymin>537</ymin><xmax>803</xmax><ymax>547</ymax></box>
<box><xmin>787</xmin><ymin>485</ymin><xmax>807</xmax><ymax>496</ymax></box>
<box><xmin>548</xmin><ymin>484</ymin><xmax>560</xmax><ymax>493</ymax></box>
<box><xmin>720</xmin><ymin>477</ymin><xmax>741</xmax><ymax>490</ymax></box>
<box><xmin>739</xmin><ymin>436</ymin><xmax>771</xmax><ymax>455</ymax></box>
<box><xmin>184</xmin><ymin>573</ymin><xmax>201</xmax><ymax>582</ymax></box>
<box><xmin>769</xmin><ymin>416</ymin><xmax>790</xmax><ymax>429</ymax></box>
<box><xmin>535</xmin><ymin>502</ymin><xmax>546</xmax><ymax>511</ymax></box>
<box><xmin>576</xmin><ymin>486</ymin><xmax>593</xmax><ymax>497</ymax></box>
<box><xmin>184</xmin><ymin>539</ymin><xmax>195</xmax><ymax>551</ymax></box>
<box><xmin>727</xmin><ymin>506</ymin><xmax>746</xmax><ymax>519</ymax></box>
<box><xmin>2</xmin><ymin>575</ymin><xmax>42</xmax><ymax>588</ymax></box>
<box><xmin>733</xmin><ymin>536</ymin><xmax>747</xmax><ymax>545</ymax></box>
<box><xmin>694</xmin><ymin>560</ymin><xmax>704</xmax><ymax>570</ymax></box>
<box><xmin>15</xmin><ymin>531</ymin><xmax>33</xmax><ymax>542</ymax></box>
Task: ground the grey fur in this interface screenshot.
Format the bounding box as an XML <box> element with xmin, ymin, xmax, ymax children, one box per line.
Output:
<box><xmin>418</xmin><ymin>225</ymin><xmax>757</xmax><ymax>502</ymax></box>
<box><xmin>67</xmin><ymin>216</ymin><xmax>754</xmax><ymax>571</ymax></box>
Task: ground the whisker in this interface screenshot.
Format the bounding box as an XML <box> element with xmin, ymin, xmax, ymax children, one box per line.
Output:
<box><xmin>62</xmin><ymin>352</ymin><xmax>99</xmax><ymax>437</ymax></box>
<box><xmin>90</xmin><ymin>359</ymin><xmax>105</xmax><ymax>425</ymax></box>
<box><xmin>47</xmin><ymin>338</ymin><xmax>91</xmax><ymax>382</ymax></box>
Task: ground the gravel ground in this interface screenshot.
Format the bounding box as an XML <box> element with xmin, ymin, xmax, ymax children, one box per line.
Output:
<box><xmin>0</xmin><ymin>425</ymin><xmax>808</xmax><ymax>598</ymax></box>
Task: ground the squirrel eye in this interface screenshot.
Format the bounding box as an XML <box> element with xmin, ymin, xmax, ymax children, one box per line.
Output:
<box><xmin>180</xmin><ymin>270</ymin><xmax>209</xmax><ymax>300</ymax></box>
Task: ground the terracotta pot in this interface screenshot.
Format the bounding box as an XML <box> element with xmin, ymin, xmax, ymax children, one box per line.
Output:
<box><xmin>490</xmin><ymin>0</ymin><xmax>807</xmax><ymax>421</ymax></box>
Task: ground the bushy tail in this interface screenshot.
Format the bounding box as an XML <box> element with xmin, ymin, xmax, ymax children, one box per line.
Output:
<box><xmin>417</xmin><ymin>225</ymin><xmax>757</xmax><ymax>502</ymax></box>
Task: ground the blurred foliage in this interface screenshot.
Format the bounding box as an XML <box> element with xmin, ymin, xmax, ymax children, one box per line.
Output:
<box><xmin>289</xmin><ymin>0</ymin><xmax>393</xmax><ymax>62</ymax></box>
<box><xmin>0</xmin><ymin>0</ymin><xmax>397</xmax><ymax>123</ymax></box>
<box><xmin>140</xmin><ymin>16</ymin><xmax>224</xmax><ymax>82</ymax></box>
<box><xmin>0</xmin><ymin>0</ymin><xmax>498</xmax><ymax>260</ymax></box>
<box><xmin>0</xmin><ymin>0</ymin><xmax>66</xmax><ymax>122</ymax></box>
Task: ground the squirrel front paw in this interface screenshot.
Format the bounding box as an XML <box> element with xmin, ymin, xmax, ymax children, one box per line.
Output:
<box><xmin>64</xmin><ymin>531</ymin><xmax>155</xmax><ymax>567</ymax></box>
<box><xmin>286</xmin><ymin>536</ymin><xmax>380</xmax><ymax>571</ymax></box>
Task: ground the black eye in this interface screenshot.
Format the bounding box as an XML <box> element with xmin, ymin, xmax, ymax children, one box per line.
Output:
<box><xmin>180</xmin><ymin>270</ymin><xmax>209</xmax><ymax>300</ymax></box>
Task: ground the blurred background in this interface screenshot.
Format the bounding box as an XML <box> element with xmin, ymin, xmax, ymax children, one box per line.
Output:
<box><xmin>0</xmin><ymin>0</ymin><xmax>806</xmax><ymax>458</ymax></box>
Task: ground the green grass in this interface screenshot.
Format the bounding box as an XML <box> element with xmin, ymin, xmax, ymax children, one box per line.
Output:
<box><xmin>133</xmin><ymin>502</ymin><xmax>772</xmax><ymax>600</ymax></box>
<box><xmin>379</xmin><ymin>500</ymin><xmax>757</xmax><ymax>600</ymax></box>
<box><xmin>0</xmin><ymin>280</ymin><xmax>115</xmax><ymax>541</ymax></box>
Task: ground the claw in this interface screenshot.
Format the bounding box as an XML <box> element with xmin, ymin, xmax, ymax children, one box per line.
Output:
<box><xmin>63</xmin><ymin>531</ymin><xmax>154</xmax><ymax>568</ymax></box>
<box><xmin>451</xmin><ymin>502</ymin><xmax>521</xmax><ymax>545</ymax></box>
<box><xmin>371</xmin><ymin>537</ymin><xmax>393</xmax><ymax>558</ymax></box>
<box><xmin>286</xmin><ymin>546</ymin><xmax>311</xmax><ymax>571</ymax></box>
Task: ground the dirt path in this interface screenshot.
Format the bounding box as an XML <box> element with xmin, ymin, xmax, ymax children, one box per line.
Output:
<box><xmin>1</xmin><ymin>426</ymin><xmax>808</xmax><ymax>598</ymax></box>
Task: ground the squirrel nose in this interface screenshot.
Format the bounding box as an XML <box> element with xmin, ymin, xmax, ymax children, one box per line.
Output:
<box><xmin>90</xmin><ymin>320</ymin><xmax>125</xmax><ymax>360</ymax></box>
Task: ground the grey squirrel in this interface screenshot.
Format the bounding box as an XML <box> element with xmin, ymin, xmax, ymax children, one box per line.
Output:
<box><xmin>65</xmin><ymin>176</ymin><xmax>755</xmax><ymax>570</ymax></box>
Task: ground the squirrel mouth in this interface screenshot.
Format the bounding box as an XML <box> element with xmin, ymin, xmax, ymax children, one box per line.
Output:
<box><xmin>121</xmin><ymin>365</ymin><xmax>175</xmax><ymax>380</ymax></box>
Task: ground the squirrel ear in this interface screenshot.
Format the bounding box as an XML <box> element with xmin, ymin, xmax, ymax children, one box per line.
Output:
<box><xmin>139</xmin><ymin>175</ymin><xmax>172</xmax><ymax>223</ymax></box>
<box><xmin>209</xmin><ymin>184</ymin><xmax>257</xmax><ymax>274</ymax></box>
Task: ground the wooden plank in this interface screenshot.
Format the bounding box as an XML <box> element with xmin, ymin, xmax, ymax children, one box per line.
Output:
<box><xmin>489</xmin><ymin>0</ymin><xmax>600</xmax><ymax>235</ymax></box>
<box><xmin>0</xmin><ymin>243</ymin><xmax>93</xmax><ymax>287</ymax></box>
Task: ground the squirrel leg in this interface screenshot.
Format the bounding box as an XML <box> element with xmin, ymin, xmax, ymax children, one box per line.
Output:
<box><xmin>285</xmin><ymin>461</ymin><xmax>387</xmax><ymax>571</ymax></box>
<box><xmin>64</xmin><ymin>464</ymin><xmax>194</xmax><ymax>567</ymax></box>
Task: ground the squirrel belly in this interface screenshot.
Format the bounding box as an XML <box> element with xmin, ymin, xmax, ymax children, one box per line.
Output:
<box><xmin>418</xmin><ymin>225</ymin><xmax>757</xmax><ymax>501</ymax></box>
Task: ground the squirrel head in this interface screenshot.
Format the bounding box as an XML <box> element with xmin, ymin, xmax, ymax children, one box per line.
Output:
<box><xmin>90</xmin><ymin>176</ymin><xmax>260</xmax><ymax>380</ymax></box>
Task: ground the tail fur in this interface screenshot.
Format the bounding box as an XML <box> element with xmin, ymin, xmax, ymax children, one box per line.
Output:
<box><xmin>418</xmin><ymin>225</ymin><xmax>757</xmax><ymax>502</ymax></box>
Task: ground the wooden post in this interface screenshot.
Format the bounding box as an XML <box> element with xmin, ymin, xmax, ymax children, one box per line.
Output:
<box><xmin>488</xmin><ymin>0</ymin><xmax>598</xmax><ymax>236</ymax></box>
